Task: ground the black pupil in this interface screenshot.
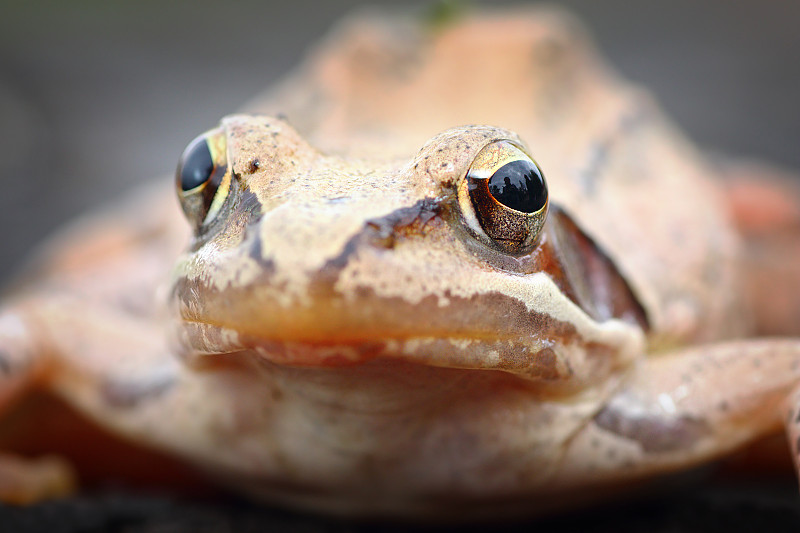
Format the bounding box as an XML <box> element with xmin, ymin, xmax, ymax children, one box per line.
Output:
<box><xmin>178</xmin><ymin>137</ymin><xmax>214</xmax><ymax>191</ymax></box>
<box><xmin>487</xmin><ymin>159</ymin><xmax>547</xmax><ymax>213</ymax></box>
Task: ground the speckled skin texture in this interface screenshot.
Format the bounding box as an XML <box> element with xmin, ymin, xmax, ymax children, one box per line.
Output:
<box><xmin>1</xmin><ymin>6</ymin><xmax>800</xmax><ymax>520</ymax></box>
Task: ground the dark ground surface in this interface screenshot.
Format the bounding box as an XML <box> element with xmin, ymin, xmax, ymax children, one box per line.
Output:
<box><xmin>1</xmin><ymin>0</ymin><xmax>800</xmax><ymax>531</ymax></box>
<box><xmin>2</xmin><ymin>480</ymin><xmax>800</xmax><ymax>533</ymax></box>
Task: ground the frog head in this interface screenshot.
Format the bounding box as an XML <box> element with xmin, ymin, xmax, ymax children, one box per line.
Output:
<box><xmin>171</xmin><ymin>114</ymin><xmax>646</xmax><ymax>390</ymax></box>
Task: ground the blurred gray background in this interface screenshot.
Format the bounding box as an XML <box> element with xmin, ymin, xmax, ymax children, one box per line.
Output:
<box><xmin>1</xmin><ymin>0</ymin><xmax>799</xmax><ymax>282</ymax></box>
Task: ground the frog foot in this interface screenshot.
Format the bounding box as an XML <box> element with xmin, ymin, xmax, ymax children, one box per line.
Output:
<box><xmin>0</xmin><ymin>311</ymin><xmax>76</xmax><ymax>503</ymax></box>
<box><xmin>555</xmin><ymin>339</ymin><xmax>800</xmax><ymax>490</ymax></box>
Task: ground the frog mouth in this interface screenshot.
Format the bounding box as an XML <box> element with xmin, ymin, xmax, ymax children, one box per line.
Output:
<box><xmin>175</xmin><ymin>207</ymin><xmax>646</xmax><ymax>376</ymax></box>
<box><xmin>179</xmin><ymin>313</ymin><xmax>557</xmax><ymax>368</ymax></box>
<box><xmin>177</xmin><ymin>288</ymin><xmax>643</xmax><ymax>387</ymax></box>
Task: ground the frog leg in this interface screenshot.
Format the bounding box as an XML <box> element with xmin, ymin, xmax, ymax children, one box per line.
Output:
<box><xmin>0</xmin><ymin>295</ymin><xmax>187</xmax><ymax>503</ymax></box>
<box><xmin>555</xmin><ymin>339</ymin><xmax>800</xmax><ymax>489</ymax></box>
<box><xmin>0</xmin><ymin>186</ymin><xmax>189</xmax><ymax>502</ymax></box>
<box><xmin>0</xmin><ymin>309</ymin><xmax>76</xmax><ymax>503</ymax></box>
<box><xmin>722</xmin><ymin>161</ymin><xmax>800</xmax><ymax>336</ymax></box>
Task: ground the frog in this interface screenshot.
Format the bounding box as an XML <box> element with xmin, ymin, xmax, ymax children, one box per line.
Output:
<box><xmin>1</xmin><ymin>6</ymin><xmax>800</xmax><ymax>518</ymax></box>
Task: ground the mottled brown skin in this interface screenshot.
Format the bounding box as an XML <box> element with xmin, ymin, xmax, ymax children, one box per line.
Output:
<box><xmin>1</xmin><ymin>7</ymin><xmax>800</xmax><ymax>517</ymax></box>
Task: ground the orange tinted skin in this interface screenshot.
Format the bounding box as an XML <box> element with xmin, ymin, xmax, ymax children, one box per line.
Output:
<box><xmin>0</xmin><ymin>8</ymin><xmax>799</xmax><ymax>518</ymax></box>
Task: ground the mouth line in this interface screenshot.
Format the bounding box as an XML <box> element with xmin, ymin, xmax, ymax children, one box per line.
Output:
<box><xmin>184</xmin><ymin>317</ymin><xmax>535</xmax><ymax>349</ymax></box>
<box><xmin>182</xmin><ymin>319</ymin><xmax>568</xmax><ymax>373</ymax></box>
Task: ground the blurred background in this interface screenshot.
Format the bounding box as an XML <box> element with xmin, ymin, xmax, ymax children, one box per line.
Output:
<box><xmin>1</xmin><ymin>0</ymin><xmax>799</xmax><ymax>282</ymax></box>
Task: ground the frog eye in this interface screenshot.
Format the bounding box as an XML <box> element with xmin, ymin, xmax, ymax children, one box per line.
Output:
<box><xmin>175</xmin><ymin>127</ymin><xmax>232</xmax><ymax>229</ymax></box>
<box><xmin>459</xmin><ymin>140</ymin><xmax>549</xmax><ymax>255</ymax></box>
